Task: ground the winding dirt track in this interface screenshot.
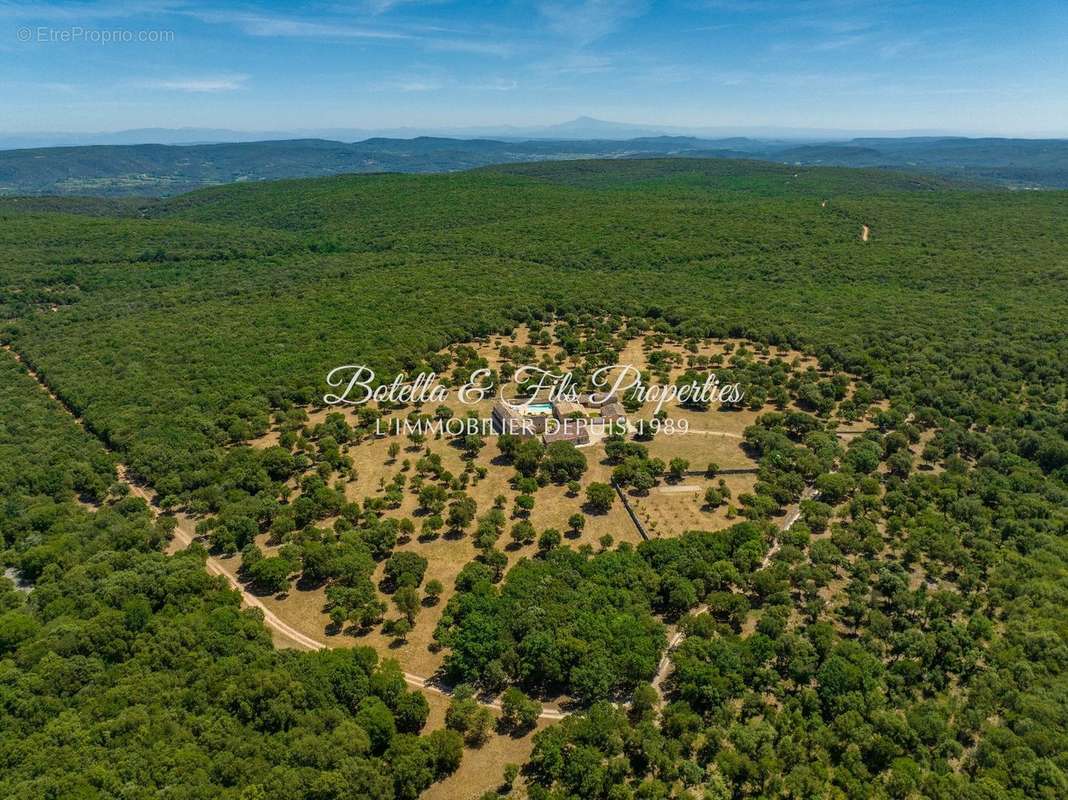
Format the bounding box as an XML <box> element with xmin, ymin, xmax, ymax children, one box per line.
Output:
<box><xmin>3</xmin><ymin>345</ymin><xmax>569</xmax><ymax>716</ymax></box>
<box><xmin>6</xmin><ymin>342</ymin><xmax>836</xmax><ymax>722</ymax></box>
<box><xmin>648</xmin><ymin>486</ymin><xmax>816</xmax><ymax>701</ymax></box>
<box><xmin>119</xmin><ymin>469</ymin><xmax>569</xmax><ymax>719</ymax></box>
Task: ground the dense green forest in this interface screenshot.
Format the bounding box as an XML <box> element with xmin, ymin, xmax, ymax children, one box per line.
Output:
<box><xmin>0</xmin><ymin>346</ymin><xmax>463</xmax><ymax>797</ymax></box>
<box><xmin>2</xmin><ymin>158</ymin><xmax>1067</xmax><ymax>798</ymax></box>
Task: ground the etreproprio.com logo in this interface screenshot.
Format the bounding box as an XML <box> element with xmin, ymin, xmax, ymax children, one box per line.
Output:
<box><xmin>18</xmin><ymin>26</ymin><xmax>175</xmax><ymax>44</ymax></box>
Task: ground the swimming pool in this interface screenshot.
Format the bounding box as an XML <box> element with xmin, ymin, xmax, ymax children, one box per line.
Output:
<box><xmin>526</xmin><ymin>402</ymin><xmax>554</xmax><ymax>414</ymax></box>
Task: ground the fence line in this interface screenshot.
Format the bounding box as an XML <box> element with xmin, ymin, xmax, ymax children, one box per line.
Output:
<box><xmin>682</xmin><ymin>467</ymin><xmax>758</xmax><ymax>477</ymax></box>
<box><xmin>612</xmin><ymin>481</ymin><xmax>651</xmax><ymax>541</ymax></box>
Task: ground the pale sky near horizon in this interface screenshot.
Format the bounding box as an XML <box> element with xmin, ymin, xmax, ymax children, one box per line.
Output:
<box><xmin>1</xmin><ymin>0</ymin><xmax>1066</xmax><ymax>136</ymax></box>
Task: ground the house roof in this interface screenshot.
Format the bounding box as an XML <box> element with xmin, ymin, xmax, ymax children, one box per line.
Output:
<box><xmin>578</xmin><ymin>392</ymin><xmax>616</xmax><ymax>407</ymax></box>
<box><xmin>492</xmin><ymin>399</ymin><xmax>522</xmax><ymax>419</ymax></box>
<box><xmin>553</xmin><ymin>400</ymin><xmax>585</xmax><ymax>418</ymax></box>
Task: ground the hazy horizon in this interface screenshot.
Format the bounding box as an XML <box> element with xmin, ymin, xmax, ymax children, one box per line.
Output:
<box><xmin>2</xmin><ymin>116</ymin><xmax>1067</xmax><ymax>152</ymax></box>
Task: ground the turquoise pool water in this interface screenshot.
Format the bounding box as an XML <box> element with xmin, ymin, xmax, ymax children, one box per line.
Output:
<box><xmin>526</xmin><ymin>402</ymin><xmax>554</xmax><ymax>414</ymax></box>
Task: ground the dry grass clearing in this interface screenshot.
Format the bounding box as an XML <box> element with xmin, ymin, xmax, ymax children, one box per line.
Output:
<box><xmin>421</xmin><ymin>690</ymin><xmax>546</xmax><ymax>800</ymax></box>
<box><xmin>228</xmin><ymin>324</ymin><xmax>870</xmax><ymax>800</ymax></box>
<box><xmin>239</xmin><ymin>325</ymin><xmax>863</xmax><ymax>671</ymax></box>
<box><xmin>629</xmin><ymin>472</ymin><xmax>758</xmax><ymax>539</ymax></box>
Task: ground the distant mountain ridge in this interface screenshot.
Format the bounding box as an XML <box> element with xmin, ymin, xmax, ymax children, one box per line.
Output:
<box><xmin>6</xmin><ymin>115</ymin><xmax>1040</xmax><ymax>150</ymax></box>
<box><xmin>2</xmin><ymin>132</ymin><xmax>1067</xmax><ymax>197</ymax></box>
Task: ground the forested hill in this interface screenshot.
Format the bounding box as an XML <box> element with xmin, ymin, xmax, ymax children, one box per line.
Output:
<box><xmin>1</xmin><ymin>159</ymin><xmax>1067</xmax><ymax>798</ymax></box>
<box><xmin>2</xmin><ymin>133</ymin><xmax>1067</xmax><ymax>197</ymax></box>
<box><xmin>0</xmin><ymin>137</ymin><xmax>725</xmax><ymax>197</ymax></box>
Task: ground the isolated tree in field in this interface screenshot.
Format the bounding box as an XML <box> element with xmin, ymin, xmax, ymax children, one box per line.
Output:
<box><xmin>447</xmin><ymin>495</ymin><xmax>477</xmax><ymax>533</ymax></box>
<box><xmin>800</xmin><ymin>499</ymin><xmax>833</xmax><ymax>531</ymax></box>
<box><xmin>462</xmin><ymin>433</ymin><xmax>485</xmax><ymax>458</ymax></box>
<box><xmin>568</xmin><ymin>512</ymin><xmax>586</xmax><ymax>534</ymax></box>
<box><xmin>363</xmin><ymin>519</ymin><xmax>399</xmax><ymax>560</ymax></box>
<box><xmin>845</xmin><ymin>438</ymin><xmax>883</xmax><ymax>474</ymax></box>
<box><xmin>384</xmin><ymin>616</ymin><xmax>412</xmax><ymax>644</ymax></box>
<box><xmin>394</xmin><ymin>586</ymin><xmax>421</xmax><ymax>625</ymax></box>
<box><xmin>514</xmin><ymin>493</ymin><xmax>535</xmax><ymax>517</ymax></box>
<box><xmin>510</xmin><ymin>520</ymin><xmax>536</xmax><ymax>547</ymax></box>
<box><xmin>586</xmin><ymin>482</ymin><xmax>615</xmax><ymax>513</ymax></box>
<box><xmin>668</xmin><ymin>457</ymin><xmax>689</xmax><ymax>482</ymax></box>
<box><xmin>421</xmin><ymin>514</ymin><xmax>444</xmax><ymax>540</ymax></box>
<box><xmin>388</xmin><ymin>441</ymin><xmax>401</xmax><ymax>461</ymax></box>
<box><xmin>541</xmin><ymin>441</ymin><xmax>588</xmax><ymax>483</ymax></box>
<box><xmin>502</xmin><ymin>764</ymin><xmax>519</xmax><ymax>791</ymax></box>
<box><xmin>497</xmin><ymin>433</ymin><xmax>519</xmax><ymax>460</ymax></box>
<box><xmin>538</xmin><ymin>528</ymin><xmax>562</xmax><ymax>553</ymax></box>
<box><xmin>888</xmin><ymin>449</ymin><xmax>913</xmax><ymax>477</ymax></box>
<box><xmin>704</xmin><ymin>486</ymin><xmax>724</xmax><ymax>509</ymax></box>
<box><xmin>419</xmin><ymin>483</ymin><xmax>447</xmax><ymax>514</ymax></box>
<box><xmin>385</xmin><ymin>551</ymin><xmax>428</xmax><ymax>590</ymax></box>
<box><xmin>424</xmin><ymin>578</ymin><xmax>444</xmax><ymax>605</ymax></box>
<box><xmin>475</xmin><ymin>517</ymin><xmax>503</xmax><ymax>550</ymax></box>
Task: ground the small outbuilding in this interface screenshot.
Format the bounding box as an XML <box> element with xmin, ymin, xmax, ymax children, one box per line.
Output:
<box><xmin>600</xmin><ymin>401</ymin><xmax>627</xmax><ymax>422</ymax></box>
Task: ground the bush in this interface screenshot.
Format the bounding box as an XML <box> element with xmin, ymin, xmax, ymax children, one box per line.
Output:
<box><xmin>585</xmin><ymin>482</ymin><xmax>615</xmax><ymax>513</ymax></box>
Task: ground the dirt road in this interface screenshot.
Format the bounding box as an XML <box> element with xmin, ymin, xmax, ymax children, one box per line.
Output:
<box><xmin>648</xmin><ymin>481</ymin><xmax>824</xmax><ymax>701</ymax></box>
<box><xmin>6</xmin><ymin>340</ymin><xmax>819</xmax><ymax>723</ymax></box>
<box><xmin>4</xmin><ymin>344</ymin><xmax>567</xmax><ymax>719</ymax></box>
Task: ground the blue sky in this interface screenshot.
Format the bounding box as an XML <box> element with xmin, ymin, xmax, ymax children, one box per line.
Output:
<box><xmin>1</xmin><ymin>0</ymin><xmax>1065</xmax><ymax>135</ymax></box>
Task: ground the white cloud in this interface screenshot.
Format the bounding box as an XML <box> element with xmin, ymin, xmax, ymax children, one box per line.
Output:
<box><xmin>469</xmin><ymin>77</ymin><xmax>518</xmax><ymax>91</ymax></box>
<box><xmin>188</xmin><ymin>9</ymin><xmax>511</xmax><ymax>56</ymax></box>
<box><xmin>194</xmin><ymin>11</ymin><xmax>409</xmax><ymax>40</ymax></box>
<box><xmin>374</xmin><ymin>77</ymin><xmax>445</xmax><ymax>92</ymax></box>
<box><xmin>371</xmin><ymin>73</ymin><xmax>518</xmax><ymax>92</ymax></box>
<box><xmin>360</xmin><ymin>0</ymin><xmax>443</xmax><ymax>13</ymax></box>
<box><xmin>132</xmin><ymin>74</ymin><xmax>249</xmax><ymax>92</ymax></box>
<box><xmin>537</xmin><ymin>0</ymin><xmax>650</xmax><ymax>45</ymax></box>
<box><xmin>811</xmin><ymin>33</ymin><xmax>869</xmax><ymax>51</ymax></box>
<box><xmin>424</xmin><ymin>37</ymin><xmax>514</xmax><ymax>56</ymax></box>
<box><xmin>535</xmin><ymin>52</ymin><xmax>615</xmax><ymax>75</ymax></box>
